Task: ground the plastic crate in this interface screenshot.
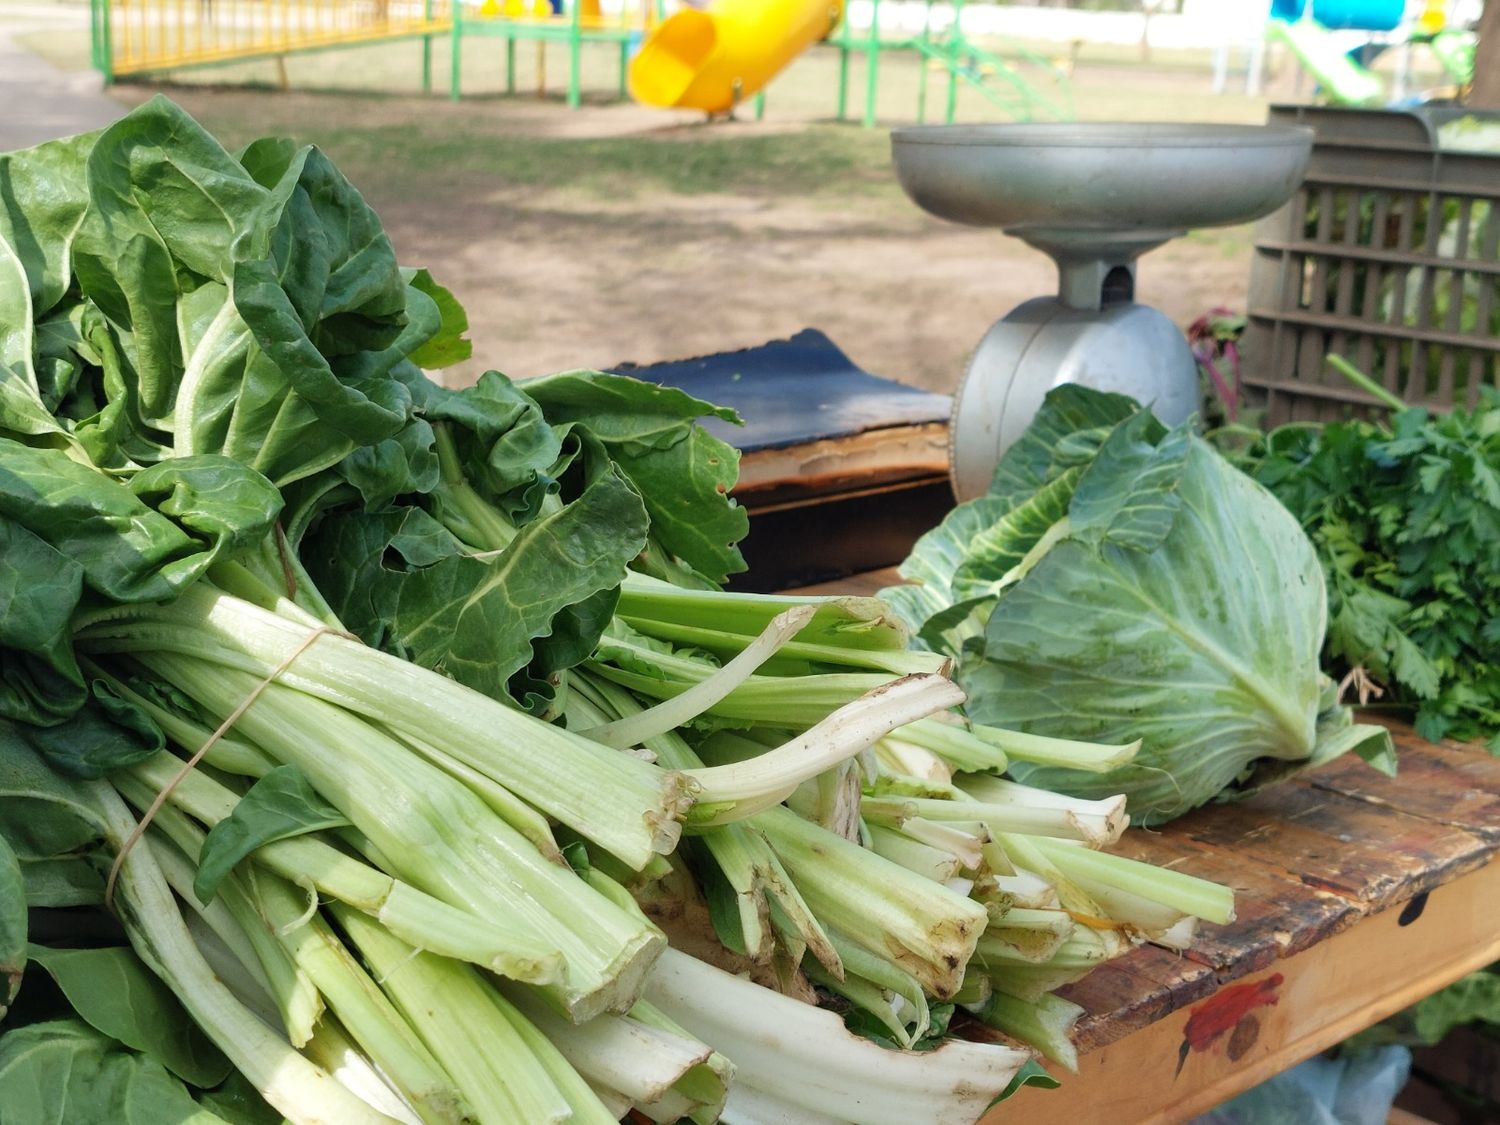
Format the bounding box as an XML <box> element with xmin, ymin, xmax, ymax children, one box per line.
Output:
<box><xmin>1243</xmin><ymin>104</ymin><xmax>1500</xmax><ymax>423</ymax></box>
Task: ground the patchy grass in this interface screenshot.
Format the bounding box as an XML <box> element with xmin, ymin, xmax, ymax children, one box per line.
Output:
<box><xmin>199</xmin><ymin>116</ymin><xmax>897</xmax><ymax>200</ymax></box>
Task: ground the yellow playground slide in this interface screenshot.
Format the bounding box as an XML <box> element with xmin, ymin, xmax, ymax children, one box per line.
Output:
<box><xmin>628</xmin><ymin>0</ymin><xmax>844</xmax><ymax>112</ymax></box>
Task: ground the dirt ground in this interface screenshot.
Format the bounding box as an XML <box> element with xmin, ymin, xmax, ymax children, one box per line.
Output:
<box><xmin>92</xmin><ymin>48</ymin><xmax>1280</xmax><ymax>393</ymax></box>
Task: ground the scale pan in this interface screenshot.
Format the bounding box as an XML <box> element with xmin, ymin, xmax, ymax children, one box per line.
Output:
<box><xmin>891</xmin><ymin>123</ymin><xmax>1313</xmax><ymax>238</ymax></box>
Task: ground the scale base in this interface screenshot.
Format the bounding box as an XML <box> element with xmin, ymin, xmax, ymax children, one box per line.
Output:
<box><xmin>948</xmin><ymin>298</ymin><xmax>1200</xmax><ymax>501</ymax></box>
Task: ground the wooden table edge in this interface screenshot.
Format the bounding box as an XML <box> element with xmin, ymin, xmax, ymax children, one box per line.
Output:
<box><xmin>992</xmin><ymin>855</ymin><xmax>1500</xmax><ymax>1123</ymax></box>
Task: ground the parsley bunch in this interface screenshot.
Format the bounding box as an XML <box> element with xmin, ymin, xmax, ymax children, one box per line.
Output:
<box><xmin>1228</xmin><ymin>386</ymin><xmax>1500</xmax><ymax>751</ymax></box>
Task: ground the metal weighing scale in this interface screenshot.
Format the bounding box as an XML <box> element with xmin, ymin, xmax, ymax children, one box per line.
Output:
<box><xmin>890</xmin><ymin>123</ymin><xmax>1314</xmax><ymax>500</ymax></box>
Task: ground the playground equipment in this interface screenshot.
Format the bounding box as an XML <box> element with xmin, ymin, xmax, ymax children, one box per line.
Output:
<box><xmin>829</xmin><ymin>0</ymin><xmax>1071</xmax><ymax>128</ymax></box>
<box><xmin>628</xmin><ymin>0</ymin><xmax>840</xmax><ymax>111</ymax></box>
<box><xmin>89</xmin><ymin>0</ymin><xmax>450</xmax><ymax>84</ymax></box>
<box><xmin>451</xmin><ymin>0</ymin><xmax>661</xmax><ymax>106</ymax></box>
<box><xmin>890</xmin><ymin>122</ymin><xmax>1313</xmax><ymax>499</ymax></box>
<box><xmin>1267</xmin><ymin>16</ymin><xmax>1385</xmax><ymax>105</ymax></box>
<box><xmin>87</xmin><ymin>0</ymin><xmax>658</xmax><ymax>102</ymax></box>
<box><xmin>1266</xmin><ymin>0</ymin><xmax>1478</xmax><ymax>108</ymax></box>
<box><xmin>88</xmin><ymin>0</ymin><xmax>822</xmax><ymax>111</ymax></box>
<box><xmin>88</xmin><ymin>0</ymin><xmax>1074</xmax><ymax>121</ymax></box>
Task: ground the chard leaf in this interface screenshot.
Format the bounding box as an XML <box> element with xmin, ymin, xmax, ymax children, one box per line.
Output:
<box><xmin>17</xmin><ymin>856</ymin><xmax>104</xmax><ymax>908</ymax></box>
<box><xmin>194</xmin><ymin>1071</ymin><xmax>281</xmax><ymax>1125</ymax></box>
<box><xmin>336</xmin><ymin>414</ymin><xmax>439</xmax><ymax>512</ymax></box>
<box><xmin>0</xmin><ymin>445</ymin><xmax>276</xmax><ymax>738</ymax></box>
<box><xmin>17</xmin><ymin>680</ymin><xmax>164</xmax><ymax>779</ymax></box>
<box><xmin>298</xmin><ymin>506</ymin><xmax>446</xmax><ymax>652</ymax></box>
<box><xmin>231</xmin><ymin>141</ymin><xmax>411</xmax><ymax>408</ymax></box>
<box><xmin>0</xmin><ymin>724</ymin><xmax>112</xmax><ymax>900</ymax></box>
<box><xmin>129</xmin><ymin>456</ymin><xmax>284</xmax><ymax>563</ymax></box>
<box><xmin>193</xmin><ymin>765</ymin><xmax>348</xmax><ymax>905</ymax></box>
<box><xmin>0</xmin><ymin>128</ymin><xmax>96</xmax><ymax>318</ymax></box>
<box><xmin>308</xmin><ymin>464</ymin><xmax>649</xmax><ymax>703</ymax></box>
<box><xmin>72</xmin><ymin>97</ymin><xmax>258</xmax><ymax>425</ymax></box>
<box><xmin>0</xmin><ymin>519</ymin><xmax>86</xmax><ymax>725</ymax></box>
<box><xmin>0</xmin><ymin>231</ymin><xmax>56</xmax><ymax>439</ymax></box>
<box><xmin>404</xmin><ymin>268</ymin><xmax>472</xmax><ymax>370</ymax></box>
<box><xmin>0</xmin><ymin>129</ymin><xmax>96</xmax><ymax>440</ymax></box>
<box><xmin>406</xmin><ymin>368</ymin><xmax>564</xmax><ymax>519</ymax></box>
<box><xmin>390</xmin><ymin>462</ymin><xmax>647</xmax><ymax>698</ymax></box>
<box><xmin>0</xmin><ymin>440</ymin><xmax>273</xmax><ymax>603</ymax></box>
<box><xmin>25</xmin><ymin>947</ymin><xmax>231</xmax><ymax>1087</ymax></box>
<box><xmin>532</xmin><ymin>585</ymin><xmax>623</xmax><ymax>676</ymax></box>
<box><xmin>969</xmin><ymin>439</ymin><xmax>1328</xmax><ymax>824</ymax></box>
<box><xmin>523</xmin><ymin>371</ymin><xmax>748</xmax><ymax>584</ymax></box>
<box><xmin>0</xmin><ymin>1019</ymin><xmax>227</xmax><ymax>1124</ymax></box>
<box><xmin>523</xmin><ymin>370</ymin><xmax>740</xmax><ymax>454</ymax></box>
<box><xmin>0</xmin><ymin>834</ymin><xmax>22</xmax><ymax>1018</ymax></box>
<box><xmin>610</xmin><ymin>421</ymin><xmax>745</xmax><ymax>586</ymax></box>
<box><xmin>63</xmin><ymin>100</ymin><xmax>416</xmax><ymax>486</ymax></box>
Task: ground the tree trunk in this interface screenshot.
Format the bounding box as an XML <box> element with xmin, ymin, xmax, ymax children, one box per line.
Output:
<box><xmin>1140</xmin><ymin>1</ymin><xmax>1154</xmax><ymax>63</ymax></box>
<box><xmin>1472</xmin><ymin>0</ymin><xmax>1500</xmax><ymax>107</ymax></box>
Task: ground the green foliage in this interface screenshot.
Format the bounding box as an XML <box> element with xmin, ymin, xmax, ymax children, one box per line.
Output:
<box><xmin>1226</xmin><ymin>388</ymin><xmax>1500</xmax><ymax>749</ymax></box>
<box><xmin>403</xmin><ymin>268</ymin><xmax>473</xmax><ymax>371</ymax></box>
<box><xmin>0</xmin><ymin>734</ymin><xmax>277</xmax><ymax>1125</ymax></box>
<box><xmin>0</xmin><ymin>1020</ymin><xmax>228</xmax><ymax>1125</ymax></box>
<box><xmin>24</xmin><ymin>946</ymin><xmax>230</xmax><ymax>1087</ymax></box>
<box><xmin>193</xmin><ymin>766</ymin><xmax>349</xmax><ymax>905</ymax></box>
<box><xmin>994</xmin><ymin>1058</ymin><xmax>1062</xmax><ymax>1102</ymax></box>
<box><xmin>523</xmin><ymin>371</ymin><xmax>748</xmax><ymax>586</ymax></box>
<box><xmin>886</xmin><ymin>385</ymin><xmax>1391</xmax><ymax>824</ymax></box>
<box><xmin>0</xmin><ymin>835</ymin><xmax>23</xmax><ymax>1018</ymax></box>
<box><xmin>1347</xmin><ymin>966</ymin><xmax>1500</xmax><ymax>1052</ymax></box>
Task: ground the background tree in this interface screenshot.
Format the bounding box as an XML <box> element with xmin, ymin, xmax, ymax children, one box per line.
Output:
<box><xmin>1473</xmin><ymin>0</ymin><xmax>1499</xmax><ymax>106</ymax></box>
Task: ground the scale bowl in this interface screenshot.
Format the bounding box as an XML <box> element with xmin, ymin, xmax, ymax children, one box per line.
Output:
<box><xmin>891</xmin><ymin>123</ymin><xmax>1313</xmax><ymax>243</ymax></box>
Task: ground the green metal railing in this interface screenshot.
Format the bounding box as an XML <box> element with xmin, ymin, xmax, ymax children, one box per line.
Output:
<box><xmin>830</xmin><ymin>0</ymin><xmax>1072</xmax><ymax>127</ymax></box>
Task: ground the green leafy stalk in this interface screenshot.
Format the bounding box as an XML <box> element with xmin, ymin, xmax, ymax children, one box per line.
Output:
<box><xmin>131</xmin><ymin>650</ymin><xmax>660</xmax><ymax>1019</ymax></box>
<box><xmin>644</xmin><ymin>948</ymin><xmax>1030</xmax><ymax>1125</ymax></box>
<box><xmin>330</xmin><ymin>904</ymin><xmax>597</xmax><ymax>1125</ymax></box>
<box><xmin>753</xmin><ymin>807</ymin><xmax>987</xmax><ymax>999</ymax></box>
<box><xmin>121</xmin><ymin>752</ymin><xmax>541</xmax><ymax>975</ymax></box>
<box><xmin>78</xmin><ymin>584</ymin><xmax>694</xmax><ymax>869</ymax></box>
<box><xmin>62</xmin><ymin>768</ymin><xmax>388</xmax><ymax>1121</ymax></box>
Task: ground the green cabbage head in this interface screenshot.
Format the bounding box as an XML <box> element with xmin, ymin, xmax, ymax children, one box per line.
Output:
<box><xmin>882</xmin><ymin>386</ymin><xmax>1393</xmax><ymax>825</ymax></box>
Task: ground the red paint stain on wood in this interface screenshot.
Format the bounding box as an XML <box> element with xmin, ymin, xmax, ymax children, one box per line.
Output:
<box><xmin>1183</xmin><ymin>974</ymin><xmax>1285</xmax><ymax>1054</ymax></box>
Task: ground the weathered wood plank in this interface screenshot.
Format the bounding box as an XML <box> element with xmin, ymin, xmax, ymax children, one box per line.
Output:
<box><xmin>1106</xmin><ymin>826</ymin><xmax>1359</xmax><ymax>976</ymax></box>
<box><xmin>990</xmin><ymin>858</ymin><xmax>1500</xmax><ymax>1124</ymax></box>
<box><xmin>1177</xmin><ymin>781</ymin><xmax>1494</xmax><ymax>909</ymax></box>
<box><xmin>788</xmin><ymin>566</ymin><xmax>902</xmax><ymax>598</ymax></box>
<box><xmin>1309</xmin><ymin>728</ymin><xmax>1500</xmax><ymax>841</ymax></box>
<box><xmin>1058</xmin><ymin>945</ymin><xmax>1219</xmax><ymax>1053</ymax></box>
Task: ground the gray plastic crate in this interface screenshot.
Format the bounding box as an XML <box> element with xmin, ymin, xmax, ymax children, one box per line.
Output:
<box><xmin>1243</xmin><ymin>104</ymin><xmax>1500</xmax><ymax>423</ymax></box>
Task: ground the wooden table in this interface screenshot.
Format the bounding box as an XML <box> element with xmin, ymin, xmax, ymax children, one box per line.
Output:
<box><xmin>801</xmin><ymin>570</ymin><xmax>1500</xmax><ymax>1124</ymax></box>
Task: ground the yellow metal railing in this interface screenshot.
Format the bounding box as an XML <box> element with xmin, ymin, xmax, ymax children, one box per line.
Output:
<box><xmin>95</xmin><ymin>0</ymin><xmax>451</xmax><ymax>78</ymax></box>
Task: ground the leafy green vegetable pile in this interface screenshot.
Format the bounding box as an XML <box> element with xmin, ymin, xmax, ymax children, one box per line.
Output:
<box><xmin>882</xmin><ymin>385</ymin><xmax>1394</xmax><ymax>825</ymax></box>
<box><xmin>1221</xmin><ymin>381</ymin><xmax>1500</xmax><ymax>751</ymax></box>
<box><xmin>0</xmin><ymin>97</ymin><xmax>1237</xmax><ymax>1125</ymax></box>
